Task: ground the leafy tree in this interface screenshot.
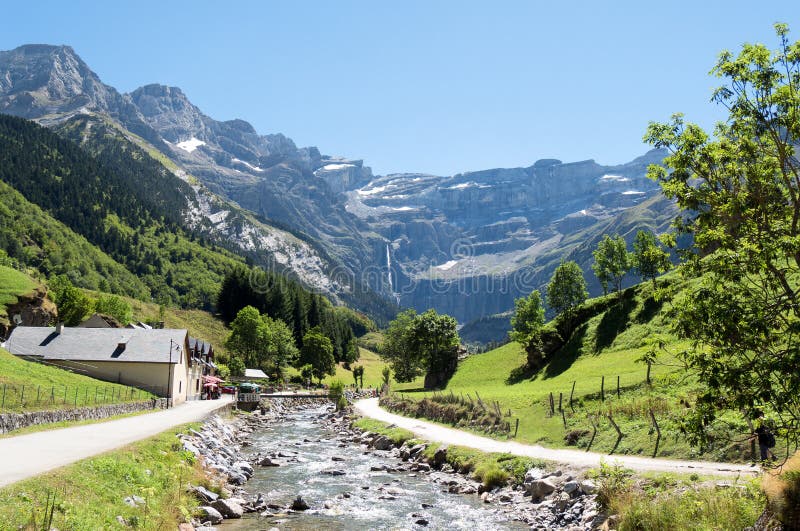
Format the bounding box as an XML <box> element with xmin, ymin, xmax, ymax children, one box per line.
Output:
<box><xmin>352</xmin><ymin>365</ymin><xmax>365</xmax><ymax>388</ymax></box>
<box><xmin>409</xmin><ymin>309</ymin><xmax>460</xmax><ymax>389</ymax></box>
<box><xmin>225</xmin><ymin>306</ymin><xmax>263</xmax><ymax>369</ymax></box>
<box><xmin>225</xmin><ymin>306</ymin><xmax>298</xmax><ymax>379</ymax></box>
<box><xmin>380</xmin><ymin>309</ymin><xmax>419</xmax><ymax>382</ymax></box>
<box><xmin>300</xmin><ymin>327</ymin><xmax>335</xmax><ymax>383</ymax></box>
<box><xmin>49</xmin><ymin>275</ymin><xmax>92</xmax><ymax>326</ymax></box>
<box><xmin>546</xmin><ymin>260</ymin><xmax>587</xmax><ymax>316</ymax></box>
<box><xmin>228</xmin><ymin>356</ymin><xmax>245</xmax><ymax>377</ymax></box>
<box><xmin>381</xmin><ymin>366</ymin><xmax>391</xmax><ymax>388</ymax></box>
<box><xmin>216</xmin><ymin>363</ymin><xmax>231</xmax><ymax>380</ymax></box>
<box><xmin>380</xmin><ymin>309</ymin><xmax>460</xmax><ymax>389</ymax></box>
<box><xmin>93</xmin><ymin>294</ymin><xmax>132</xmax><ymax>325</ymax></box>
<box><xmin>300</xmin><ymin>364</ymin><xmax>314</xmax><ymax>384</ymax></box>
<box><xmin>644</xmin><ymin>24</ymin><xmax>800</xmax><ymax>447</ymax></box>
<box><xmin>632</xmin><ymin>230</ymin><xmax>671</xmax><ymax>286</ymax></box>
<box><xmin>510</xmin><ymin>290</ymin><xmax>546</xmax><ymax>368</ymax></box>
<box><xmin>592</xmin><ymin>235</ymin><xmax>631</xmax><ymax>295</ymax></box>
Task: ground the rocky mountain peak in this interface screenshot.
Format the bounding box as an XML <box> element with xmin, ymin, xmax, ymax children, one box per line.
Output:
<box><xmin>128</xmin><ymin>83</ymin><xmax>207</xmax><ymax>142</ymax></box>
<box><xmin>0</xmin><ymin>44</ymin><xmax>115</xmax><ymax>118</ymax></box>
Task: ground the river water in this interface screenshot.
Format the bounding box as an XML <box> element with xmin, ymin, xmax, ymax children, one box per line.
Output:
<box><xmin>222</xmin><ymin>405</ymin><xmax>527</xmax><ymax>530</ymax></box>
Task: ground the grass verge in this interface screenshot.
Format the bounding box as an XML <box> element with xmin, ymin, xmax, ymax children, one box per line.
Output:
<box><xmin>0</xmin><ymin>423</ymin><xmax>216</xmax><ymax>530</ymax></box>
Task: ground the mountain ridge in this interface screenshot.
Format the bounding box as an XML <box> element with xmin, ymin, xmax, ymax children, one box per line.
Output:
<box><xmin>0</xmin><ymin>43</ymin><xmax>674</xmax><ymax>335</ymax></box>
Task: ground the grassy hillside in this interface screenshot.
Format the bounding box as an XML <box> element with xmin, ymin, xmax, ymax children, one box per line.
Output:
<box><xmin>0</xmin><ymin>425</ymin><xmax>207</xmax><ymax>530</ymax></box>
<box><xmin>0</xmin><ymin>266</ymin><xmax>37</xmax><ymax>325</ymax></box>
<box><xmin>391</xmin><ymin>273</ymin><xmax>756</xmax><ymax>462</ymax></box>
<box><xmin>0</xmin><ymin>180</ymin><xmax>149</xmax><ymax>298</ymax></box>
<box><xmin>0</xmin><ymin>347</ymin><xmax>154</xmax><ymax>412</ymax></box>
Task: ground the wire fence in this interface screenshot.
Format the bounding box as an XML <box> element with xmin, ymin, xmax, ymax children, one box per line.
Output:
<box><xmin>0</xmin><ymin>383</ymin><xmax>163</xmax><ymax>412</ymax></box>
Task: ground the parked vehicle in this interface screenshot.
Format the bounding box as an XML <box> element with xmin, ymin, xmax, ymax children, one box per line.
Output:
<box><xmin>220</xmin><ymin>385</ymin><xmax>238</xmax><ymax>394</ymax></box>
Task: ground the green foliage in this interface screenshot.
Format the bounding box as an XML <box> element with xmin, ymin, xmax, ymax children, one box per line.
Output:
<box><xmin>217</xmin><ymin>268</ymin><xmax>356</xmax><ymax>363</ymax></box>
<box><xmin>381</xmin><ymin>366</ymin><xmax>391</xmax><ymax>387</ymax></box>
<box><xmin>300</xmin><ymin>327</ymin><xmax>335</xmax><ymax>383</ymax></box>
<box><xmin>93</xmin><ymin>294</ymin><xmax>132</xmax><ymax>325</ymax></box>
<box><xmin>473</xmin><ymin>463</ymin><xmax>509</xmax><ymax>489</ymax></box>
<box><xmin>380</xmin><ymin>309</ymin><xmax>419</xmax><ymax>382</ymax></box>
<box><xmin>632</xmin><ymin>229</ymin><xmax>671</xmax><ymax>285</ymax></box>
<box><xmin>227</xmin><ymin>356</ymin><xmax>245</xmax><ymax>377</ymax></box>
<box><xmin>546</xmin><ymin>260</ymin><xmax>588</xmax><ymax>316</ymax></box>
<box><xmin>224</xmin><ymin>305</ymin><xmax>299</xmax><ymax>379</ymax></box>
<box><xmin>352</xmin><ymin>365</ymin><xmax>365</xmax><ymax>388</ymax></box>
<box><xmin>49</xmin><ymin>275</ymin><xmax>92</xmax><ymax>326</ymax></box>
<box><xmin>381</xmin><ymin>309</ymin><xmax>460</xmax><ymax>389</ymax></box>
<box><xmin>510</xmin><ymin>290</ymin><xmax>545</xmax><ymax>367</ymax></box>
<box><xmin>592</xmin><ymin>234</ymin><xmax>631</xmax><ymax>295</ymax></box>
<box><xmin>300</xmin><ymin>364</ymin><xmax>314</xmax><ymax>382</ymax></box>
<box><xmin>329</xmin><ymin>379</ymin><xmax>347</xmax><ymax>410</ymax></box>
<box><xmin>616</xmin><ymin>478</ymin><xmax>764</xmax><ymax>530</ymax></box>
<box><xmin>215</xmin><ymin>364</ymin><xmax>231</xmax><ymax>380</ymax></box>
<box><xmin>590</xmin><ymin>460</ymin><xmax>634</xmax><ymax>514</ymax></box>
<box><xmin>644</xmin><ymin>24</ymin><xmax>800</xmax><ymax>447</ymax></box>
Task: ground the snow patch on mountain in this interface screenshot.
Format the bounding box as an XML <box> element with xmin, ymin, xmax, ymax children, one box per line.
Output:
<box><xmin>176</xmin><ymin>137</ymin><xmax>205</xmax><ymax>153</ymax></box>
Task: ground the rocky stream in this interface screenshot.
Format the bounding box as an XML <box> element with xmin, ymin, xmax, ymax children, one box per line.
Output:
<box><xmin>179</xmin><ymin>400</ymin><xmax>603</xmax><ymax>530</ymax></box>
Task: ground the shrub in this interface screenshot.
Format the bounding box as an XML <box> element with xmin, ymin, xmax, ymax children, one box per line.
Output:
<box><xmin>590</xmin><ymin>460</ymin><xmax>633</xmax><ymax>514</ymax></box>
<box><xmin>474</xmin><ymin>463</ymin><xmax>509</xmax><ymax>489</ymax></box>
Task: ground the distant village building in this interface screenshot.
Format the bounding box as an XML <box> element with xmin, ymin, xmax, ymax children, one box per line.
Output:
<box><xmin>4</xmin><ymin>326</ymin><xmax>215</xmax><ymax>405</ymax></box>
<box><xmin>244</xmin><ymin>368</ymin><xmax>268</xmax><ymax>380</ymax></box>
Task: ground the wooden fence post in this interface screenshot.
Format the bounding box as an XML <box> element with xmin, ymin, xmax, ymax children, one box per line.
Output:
<box><xmin>514</xmin><ymin>418</ymin><xmax>519</xmax><ymax>438</ymax></box>
<box><xmin>558</xmin><ymin>392</ymin><xmax>563</xmax><ymax>412</ymax></box>
<box><xmin>617</xmin><ymin>375</ymin><xmax>620</xmax><ymax>399</ymax></box>
<box><xmin>586</xmin><ymin>414</ymin><xmax>598</xmax><ymax>452</ymax></box>
<box><xmin>561</xmin><ymin>408</ymin><xmax>567</xmax><ymax>429</ymax></box>
<box><xmin>569</xmin><ymin>381</ymin><xmax>576</xmax><ymax>412</ymax></box>
<box><xmin>549</xmin><ymin>392</ymin><xmax>555</xmax><ymax>416</ymax></box>
<box><xmin>608</xmin><ymin>413</ymin><xmax>623</xmax><ymax>454</ymax></box>
<box><xmin>1</xmin><ymin>384</ymin><xmax>5</xmax><ymax>409</ymax></box>
<box><xmin>601</xmin><ymin>376</ymin><xmax>605</xmax><ymax>402</ymax></box>
<box><xmin>649</xmin><ymin>408</ymin><xmax>662</xmax><ymax>457</ymax></box>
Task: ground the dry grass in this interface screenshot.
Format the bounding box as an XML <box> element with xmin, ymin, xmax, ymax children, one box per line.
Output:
<box><xmin>763</xmin><ymin>450</ymin><xmax>800</xmax><ymax>528</ymax></box>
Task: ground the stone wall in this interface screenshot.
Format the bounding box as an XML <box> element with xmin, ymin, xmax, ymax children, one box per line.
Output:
<box><xmin>0</xmin><ymin>398</ymin><xmax>170</xmax><ymax>434</ymax></box>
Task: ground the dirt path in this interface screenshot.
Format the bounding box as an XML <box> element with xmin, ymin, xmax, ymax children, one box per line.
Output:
<box><xmin>0</xmin><ymin>397</ymin><xmax>233</xmax><ymax>488</ymax></box>
<box><xmin>354</xmin><ymin>398</ymin><xmax>759</xmax><ymax>477</ymax></box>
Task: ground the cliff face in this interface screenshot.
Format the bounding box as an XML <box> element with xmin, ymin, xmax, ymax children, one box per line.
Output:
<box><xmin>1</xmin><ymin>287</ymin><xmax>57</xmax><ymax>339</ymax></box>
<box><xmin>0</xmin><ymin>43</ymin><xmax>674</xmax><ymax>331</ymax></box>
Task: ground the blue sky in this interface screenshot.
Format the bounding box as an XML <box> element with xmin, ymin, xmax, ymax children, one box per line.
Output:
<box><xmin>1</xmin><ymin>1</ymin><xmax>798</xmax><ymax>175</ymax></box>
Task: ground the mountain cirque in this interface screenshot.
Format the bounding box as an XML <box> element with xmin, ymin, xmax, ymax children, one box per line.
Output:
<box><xmin>0</xmin><ymin>44</ymin><xmax>671</xmax><ymax>332</ymax></box>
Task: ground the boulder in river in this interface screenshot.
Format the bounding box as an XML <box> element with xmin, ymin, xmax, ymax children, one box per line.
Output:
<box><xmin>198</xmin><ymin>505</ymin><xmax>224</xmax><ymax>524</ymax></box>
<box><xmin>211</xmin><ymin>499</ymin><xmax>244</xmax><ymax>519</ymax></box>
<box><xmin>192</xmin><ymin>485</ymin><xmax>219</xmax><ymax>503</ymax></box>
<box><xmin>291</xmin><ymin>496</ymin><xmax>310</xmax><ymax>511</ymax></box>
<box><xmin>258</xmin><ymin>457</ymin><xmax>280</xmax><ymax>467</ymax></box>
<box><xmin>527</xmin><ymin>478</ymin><xmax>557</xmax><ymax>499</ymax></box>
<box><xmin>432</xmin><ymin>446</ymin><xmax>448</xmax><ymax>469</ymax></box>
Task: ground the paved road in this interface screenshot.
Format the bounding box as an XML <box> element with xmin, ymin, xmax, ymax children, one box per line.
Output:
<box><xmin>354</xmin><ymin>398</ymin><xmax>760</xmax><ymax>477</ymax></box>
<box><xmin>0</xmin><ymin>397</ymin><xmax>233</xmax><ymax>488</ymax></box>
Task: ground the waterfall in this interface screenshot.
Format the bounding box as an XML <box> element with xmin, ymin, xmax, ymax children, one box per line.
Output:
<box><xmin>386</xmin><ymin>244</ymin><xmax>394</xmax><ymax>293</ymax></box>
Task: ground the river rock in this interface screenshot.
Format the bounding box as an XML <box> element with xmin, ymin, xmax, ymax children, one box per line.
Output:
<box><xmin>331</xmin><ymin>455</ymin><xmax>345</xmax><ymax>461</ymax></box>
<box><xmin>198</xmin><ymin>505</ymin><xmax>224</xmax><ymax>524</ymax></box>
<box><xmin>524</xmin><ymin>467</ymin><xmax>544</xmax><ymax>483</ymax></box>
<box><xmin>373</xmin><ymin>435</ymin><xmax>393</xmax><ymax>450</ymax></box>
<box><xmin>259</xmin><ymin>457</ymin><xmax>280</xmax><ymax>467</ymax></box>
<box><xmin>527</xmin><ymin>478</ymin><xmax>557</xmax><ymax>499</ymax></box>
<box><xmin>192</xmin><ymin>486</ymin><xmax>219</xmax><ymax>503</ymax></box>
<box><xmin>233</xmin><ymin>461</ymin><xmax>254</xmax><ymax>477</ymax></box>
<box><xmin>321</xmin><ymin>468</ymin><xmax>346</xmax><ymax>476</ymax></box>
<box><xmin>432</xmin><ymin>446</ymin><xmax>448</xmax><ymax>468</ymax></box>
<box><xmin>563</xmin><ymin>481</ymin><xmax>580</xmax><ymax>495</ymax></box>
<box><xmin>580</xmin><ymin>479</ymin><xmax>597</xmax><ymax>495</ymax></box>
<box><xmin>211</xmin><ymin>499</ymin><xmax>243</xmax><ymax>519</ymax></box>
<box><xmin>415</xmin><ymin>518</ymin><xmax>429</xmax><ymax>526</ymax></box>
<box><xmin>291</xmin><ymin>496</ymin><xmax>310</xmax><ymax>511</ymax></box>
